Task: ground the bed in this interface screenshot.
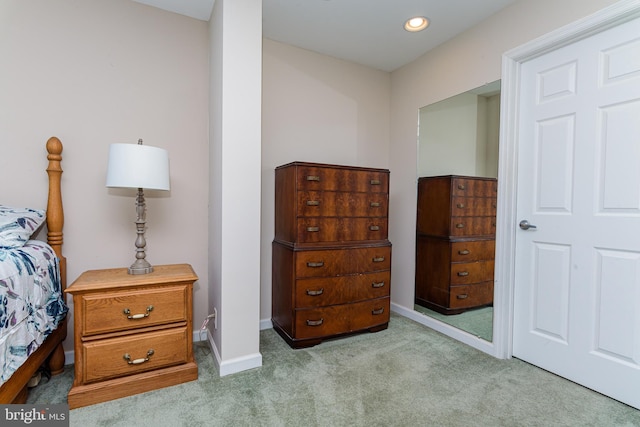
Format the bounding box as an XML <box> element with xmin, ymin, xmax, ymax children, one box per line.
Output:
<box><xmin>0</xmin><ymin>136</ymin><xmax>68</xmax><ymax>403</ymax></box>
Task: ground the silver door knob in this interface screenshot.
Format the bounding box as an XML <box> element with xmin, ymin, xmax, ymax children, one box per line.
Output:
<box><xmin>519</xmin><ymin>220</ymin><xmax>537</xmax><ymax>230</ymax></box>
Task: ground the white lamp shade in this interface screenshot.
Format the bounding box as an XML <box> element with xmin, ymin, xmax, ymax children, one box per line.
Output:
<box><xmin>106</xmin><ymin>143</ymin><xmax>170</xmax><ymax>190</ymax></box>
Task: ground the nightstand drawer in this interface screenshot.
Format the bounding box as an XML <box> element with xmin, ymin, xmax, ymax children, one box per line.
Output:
<box><xmin>81</xmin><ymin>285</ymin><xmax>188</xmax><ymax>336</ymax></box>
<box><xmin>81</xmin><ymin>327</ymin><xmax>189</xmax><ymax>383</ymax></box>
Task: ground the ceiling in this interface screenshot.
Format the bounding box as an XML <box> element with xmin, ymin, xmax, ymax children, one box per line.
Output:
<box><xmin>132</xmin><ymin>0</ymin><xmax>519</xmax><ymax>72</ymax></box>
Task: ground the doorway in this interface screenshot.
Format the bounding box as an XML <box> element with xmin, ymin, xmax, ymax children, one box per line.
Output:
<box><xmin>496</xmin><ymin>1</ymin><xmax>640</xmax><ymax>409</ymax></box>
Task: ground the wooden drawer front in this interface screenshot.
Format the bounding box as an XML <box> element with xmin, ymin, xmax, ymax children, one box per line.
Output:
<box><xmin>449</xmin><ymin>217</ymin><xmax>496</xmax><ymax>237</ymax></box>
<box><xmin>451</xmin><ymin>196</ymin><xmax>496</xmax><ymax>217</ymax></box>
<box><xmin>297</xmin><ymin>191</ymin><xmax>388</xmax><ymax>218</ymax></box>
<box><xmin>297</xmin><ymin>218</ymin><xmax>388</xmax><ymax>243</ymax></box>
<box><xmin>451</xmin><ymin>178</ymin><xmax>497</xmax><ymax>197</ymax></box>
<box><xmin>449</xmin><ymin>282</ymin><xmax>494</xmax><ymax>309</ymax></box>
<box><xmin>295</xmin><ymin>246</ymin><xmax>391</xmax><ymax>278</ymax></box>
<box><xmin>295</xmin><ymin>271</ymin><xmax>390</xmax><ymax>308</ymax></box>
<box><xmin>82</xmin><ymin>327</ymin><xmax>189</xmax><ymax>383</ymax></box>
<box><xmin>450</xmin><ymin>240</ymin><xmax>495</xmax><ymax>262</ymax></box>
<box><xmin>294</xmin><ymin>297</ymin><xmax>390</xmax><ymax>339</ymax></box>
<box><xmin>350</xmin><ymin>246</ymin><xmax>391</xmax><ymax>272</ymax></box>
<box><xmin>81</xmin><ymin>285</ymin><xmax>188</xmax><ymax>336</ymax></box>
<box><xmin>296</xmin><ymin>166</ymin><xmax>389</xmax><ymax>193</ymax></box>
<box><xmin>450</xmin><ymin>260</ymin><xmax>494</xmax><ymax>285</ymax></box>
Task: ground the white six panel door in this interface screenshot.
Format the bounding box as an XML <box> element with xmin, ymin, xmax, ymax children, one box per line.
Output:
<box><xmin>513</xmin><ymin>16</ymin><xmax>640</xmax><ymax>409</ymax></box>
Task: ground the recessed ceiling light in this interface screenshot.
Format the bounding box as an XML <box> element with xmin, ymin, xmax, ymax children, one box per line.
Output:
<box><xmin>404</xmin><ymin>16</ymin><xmax>429</xmax><ymax>32</ymax></box>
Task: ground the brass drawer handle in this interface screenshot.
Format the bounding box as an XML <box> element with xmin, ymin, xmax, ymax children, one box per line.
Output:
<box><xmin>457</xmin><ymin>184</ymin><xmax>465</xmax><ymax>190</ymax></box>
<box><xmin>306</xmin><ymin>318</ymin><xmax>324</xmax><ymax>326</ymax></box>
<box><xmin>306</xmin><ymin>261</ymin><xmax>324</xmax><ymax>268</ymax></box>
<box><xmin>306</xmin><ymin>288</ymin><xmax>324</xmax><ymax>296</ymax></box>
<box><xmin>370</xmin><ymin>179</ymin><xmax>381</xmax><ymax>185</ymax></box>
<box><xmin>370</xmin><ymin>202</ymin><xmax>380</xmax><ymax>207</ymax></box>
<box><xmin>123</xmin><ymin>305</ymin><xmax>153</xmax><ymax>320</ymax></box>
<box><xmin>372</xmin><ymin>256</ymin><xmax>385</xmax><ymax>263</ymax></box>
<box><xmin>307</xmin><ymin>226</ymin><xmax>320</xmax><ymax>232</ymax></box>
<box><xmin>456</xmin><ymin>223</ymin><xmax>464</xmax><ymax>229</ymax></box>
<box><xmin>457</xmin><ymin>271</ymin><xmax>469</xmax><ymax>277</ymax></box>
<box><xmin>371</xmin><ymin>281</ymin><xmax>385</xmax><ymax>288</ymax></box>
<box><xmin>456</xmin><ymin>203</ymin><xmax>465</xmax><ymax>209</ymax></box>
<box><xmin>123</xmin><ymin>349</ymin><xmax>154</xmax><ymax>365</ymax></box>
<box><xmin>306</xmin><ymin>200</ymin><xmax>320</xmax><ymax>206</ymax></box>
<box><xmin>306</xmin><ymin>175</ymin><xmax>320</xmax><ymax>182</ymax></box>
<box><xmin>371</xmin><ymin>307</ymin><xmax>385</xmax><ymax>315</ymax></box>
<box><xmin>458</xmin><ymin>250</ymin><xmax>470</xmax><ymax>255</ymax></box>
<box><xmin>369</xmin><ymin>225</ymin><xmax>380</xmax><ymax>231</ymax></box>
<box><xmin>456</xmin><ymin>294</ymin><xmax>468</xmax><ymax>300</ymax></box>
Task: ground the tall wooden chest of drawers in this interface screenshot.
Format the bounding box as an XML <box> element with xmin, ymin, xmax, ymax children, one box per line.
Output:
<box><xmin>415</xmin><ymin>175</ymin><xmax>496</xmax><ymax>314</ymax></box>
<box><xmin>272</xmin><ymin>162</ymin><xmax>391</xmax><ymax>348</ymax></box>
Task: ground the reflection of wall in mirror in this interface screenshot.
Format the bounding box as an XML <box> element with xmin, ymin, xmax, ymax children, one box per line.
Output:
<box><xmin>418</xmin><ymin>89</ymin><xmax>500</xmax><ymax>178</ymax></box>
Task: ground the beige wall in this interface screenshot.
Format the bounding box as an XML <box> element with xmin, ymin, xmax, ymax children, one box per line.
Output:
<box><xmin>389</xmin><ymin>0</ymin><xmax>619</xmax><ymax>310</ymax></box>
<box><xmin>261</xmin><ymin>39</ymin><xmax>391</xmax><ymax>320</ymax></box>
<box><xmin>0</xmin><ymin>0</ymin><xmax>209</xmax><ymax>354</ymax></box>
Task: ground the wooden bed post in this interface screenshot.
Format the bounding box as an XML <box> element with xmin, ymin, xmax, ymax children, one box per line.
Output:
<box><xmin>45</xmin><ymin>136</ymin><xmax>66</xmax><ymax>375</ymax></box>
<box><xmin>46</xmin><ymin>136</ymin><xmax>66</xmax><ymax>289</ymax></box>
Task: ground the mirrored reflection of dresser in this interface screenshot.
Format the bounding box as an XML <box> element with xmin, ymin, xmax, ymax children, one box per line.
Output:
<box><xmin>415</xmin><ymin>175</ymin><xmax>496</xmax><ymax>315</ymax></box>
<box><xmin>272</xmin><ymin>162</ymin><xmax>391</xmax><ymax>348</ymax></box>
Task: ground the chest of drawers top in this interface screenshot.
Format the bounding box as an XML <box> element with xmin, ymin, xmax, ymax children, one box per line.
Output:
<box><xmin>276</xmin><ymin>162</ymin><xmax>389</xmax><ymax>193</ymax></box>
<box><xmin>275</xmin><ymin>162</ymin><xmax>390</xmax><ymax>245</ymax></box>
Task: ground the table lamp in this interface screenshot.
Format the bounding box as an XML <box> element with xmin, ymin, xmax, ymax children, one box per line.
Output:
<box><xmin>106</xmin><ymin>139</ymin><xmax>170</xmax><ymax>274</ymax></box>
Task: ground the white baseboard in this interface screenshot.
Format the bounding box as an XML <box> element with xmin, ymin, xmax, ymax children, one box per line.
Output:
<box><xmin>260</xmin><ymin>317</ymin><xmax>273</xmax><ymax>330</ymax></box>
<box><xmin>204</xmin><ymin>329</ymin><xmax>263</xmax><ymax>377</ymax></box>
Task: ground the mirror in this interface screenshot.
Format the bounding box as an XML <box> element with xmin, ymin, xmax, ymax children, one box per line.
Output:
<box><xmin>414</xmin><ymin>80</ymin><xmax>500</xmax><ymax>342</ymax></box>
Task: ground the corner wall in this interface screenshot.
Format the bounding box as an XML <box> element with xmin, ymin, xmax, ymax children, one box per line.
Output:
<box><xmin>208</xmin><ymin>0</ymin><xmax>263</xmax><ymax>375</ymax></box>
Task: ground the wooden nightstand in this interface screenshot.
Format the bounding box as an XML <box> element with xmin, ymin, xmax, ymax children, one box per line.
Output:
<box><xmin>64</xmin><ymin>264</ymin><xmax>199</xmax><ymax>409</ymax></box>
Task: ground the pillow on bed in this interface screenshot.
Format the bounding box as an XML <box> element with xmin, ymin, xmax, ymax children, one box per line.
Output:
<box><xmin>0</xmin><ymin>205</ymin><xmax>46</xmax><ymax>249</ymax></box>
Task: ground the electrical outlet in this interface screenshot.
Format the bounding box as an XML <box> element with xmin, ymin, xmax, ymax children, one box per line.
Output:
<box><xmin>213</xmin><ymin>307</ymin><xmax>218</xmax><ymax>330</ymax></box>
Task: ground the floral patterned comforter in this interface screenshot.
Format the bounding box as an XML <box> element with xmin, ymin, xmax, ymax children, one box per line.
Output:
<box><xmin>0</xmin><ymin>240</ymin><xmax>68</xmax><ymax>385</ymax></box>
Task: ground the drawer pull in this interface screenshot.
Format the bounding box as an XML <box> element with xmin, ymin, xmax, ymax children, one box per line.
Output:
<box><xmin>456</xmin><ymin>203</ymin><xmax>465</xmax><ymax>209</ymax></box>
<box><xmin>457</xmin><ymin>184</ymin><xmax>465</xmax><ymax>190</ymax></box>
<box><xmin>307</xmin><ymin>226</ymin><xmax>320</xmax><ymax>232</ymax></box>
<box><xmin>306</xmin><ymin>200</ymin><xmax>320</xmax><ymax>206</ymax></box>
<box><xmin>370</xmin><ymin>202</ymin><xmax>381</xmax><ymax>207</ymax></box>
<box><xmin>457</xmin><ymin>271</ymin><xmax>469</xmax><ymax>277</ymax></box>
<box><xmin>458</xmin><ymin>249</ymin><xmax>470</xmax><ymax>255</ymax></box>
<box><xmin>372</xmin><ymin>256</ymin><xmax>385</xmax><ymax>263</ymax></box>
<box><xmin>306</xmin><ymin>261</ymin><xmax>324</xmax><ymax>268</ymax></box>
<box><xmin>123</xmin><ymin>349</ymin><xmax>154</xmax><ymax>365</ymax></box>
<box><xmin>456</xmin><ymin>223</ymin><xmax>464</xmax><ymax>229</ymax></box>
<box><xmin>306</xmin><ymin>318</ymin><xmax>324</xmax><ymax>326</ymax></box>
<box><xmin>306</xmin><ymin>288</ymin><xmax>324</xmax><ymax>296</ymax></box>
<box><xmin>456</xmin><ymin>294</ymin><xmax>468</xmax><ymax>300</ymax></box>
<box><xmin>369</xmin><ymin>225</ymin><xmax>380</xmax><ymax>231</ymax></box>
<box><xmin>371</xmin><ymin>281</ymin><xmax>385</xmax><ymax>288</ymax></box>
<box><xmin>306</xmin><ymin>175</ymin><xmax>320</xmax><ymax>182</ymax></box>
<box><xmin>371</xmin><ymin>307</ymin><xmax>385</xmax><ymax>315</ymax></box>
<box><xmin>123</xmin><ymin>305</ymin><xmax>153</xmax><ymax>320</ymax></box>
<box><xmin>370</xmin><ymin>179</ymin><xmax>381</xmax><ymax>185</ymax></box>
